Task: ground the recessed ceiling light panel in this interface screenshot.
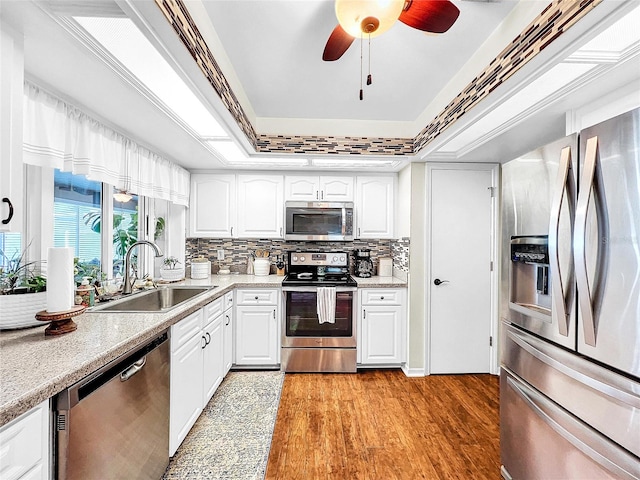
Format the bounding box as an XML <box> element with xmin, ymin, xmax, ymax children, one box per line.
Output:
<box><xmin>74</xmin><ymin>16</ymin><xmax>227</xmax><ymax>138</ymax></box>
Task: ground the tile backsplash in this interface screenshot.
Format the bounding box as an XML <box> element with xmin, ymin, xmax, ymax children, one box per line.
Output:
<box><xmin>391</xmin><ymin>238</ymin><xmax>410</xmax><ymax>273</ymax></box>
<box><xmin>186</xmin><ymin>238</ymin><xmax>409</xmax><ymax>275</ymax></box>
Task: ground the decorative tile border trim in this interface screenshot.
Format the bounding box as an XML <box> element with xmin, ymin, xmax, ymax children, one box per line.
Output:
<box><xmin>256</xmin><ymin>134</ymin><xmax>413</xmax><ymax>155</ymax></box>
<box><xmin>155</xmin><ymin>0</ymin><xmax>259</xmax><ymax>148</ymax></box>
<box><xmin>413</xmin><ymin>0</ymin><xmax>602</xmax><ymax>152</ymax></box>
<box><xmin>155</xmin><ymin>0</ymin><xmax>601</xmax><ymax>156</ymax></box>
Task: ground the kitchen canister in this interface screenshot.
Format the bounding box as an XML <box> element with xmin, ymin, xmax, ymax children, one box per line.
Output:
<box><xmin>253</xmin><ymin>258</ymin><xmax>271</xmax><ymax>276</ymax></box>
<box><xmin>190</xmin><ymin>258</ymin><xmax>211</xmax><ymax>279</ymax></box>
<box><xmin>378</xmin><ymin>257</ymin><xmax>393</xmax><ymax>277</ymax></box>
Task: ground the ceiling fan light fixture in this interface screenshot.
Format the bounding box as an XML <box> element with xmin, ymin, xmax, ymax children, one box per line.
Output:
<box><xmin>335</xmin><ymin>0</ymin><xmax>404</xmax><ymax>38</ymax></box>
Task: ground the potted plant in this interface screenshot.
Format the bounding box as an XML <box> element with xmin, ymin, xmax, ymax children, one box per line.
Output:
<box><xmin>160</xmin><ymin>256</ymin><xmax>184</xmax><ymax>281</ymax></box>
<box><xmin>0</xmin><ymin>245</ymin><xmax>47</xmax><ymax>329</ymax></box>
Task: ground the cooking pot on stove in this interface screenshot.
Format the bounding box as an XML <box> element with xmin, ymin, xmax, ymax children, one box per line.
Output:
<box><xmin>354</xmin><ymin>249</ymin><xmax>373</xmax><ymax>278</ymax></box>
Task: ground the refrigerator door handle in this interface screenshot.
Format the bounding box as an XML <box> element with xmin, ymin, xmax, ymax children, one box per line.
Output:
<box><xmin>574</xmin><ymin>136</ymin><xmax>598</xmax><ymax>347</ymax></box>
<box><xmin>548</xmin><ymin>146</ymin><xmax>574</xmax><ymax>336</ymax></box>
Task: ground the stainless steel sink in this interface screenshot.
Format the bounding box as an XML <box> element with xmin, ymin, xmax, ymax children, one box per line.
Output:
<box><xmin>91</xmin><ymin>286</ymin><xmax>214</xmax><ymax>313</ymax></box>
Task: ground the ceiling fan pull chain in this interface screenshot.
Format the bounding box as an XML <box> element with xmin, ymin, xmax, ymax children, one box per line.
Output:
<box><xmin>367</xmin><ymin>33</ymin><xmax>372</xmax><ymax>86</ymax></box>
<box><xmin>359</xmin><ymin>33</ymin><xmax>364</xmax><ymax>100</ymax></box>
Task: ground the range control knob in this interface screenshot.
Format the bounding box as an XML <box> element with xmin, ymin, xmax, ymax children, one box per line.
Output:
<box><xmin>340</xmin><ymin>255</ymin><xmax>346</xmax><ymax>262</ymax></box>
<box><xmin>300</xmin><ymin>256</ymin><xmax>306</xmax><ymax>262</ymax></box>
<box><xmin>292</xmin><ymin>255</ymin><xmax>298</xmax><ymax>262</ymax></box>
<box><xmin>332</xmin><ymin>256</ymin><xmax>338</xmax><ymax>262</ymax></box>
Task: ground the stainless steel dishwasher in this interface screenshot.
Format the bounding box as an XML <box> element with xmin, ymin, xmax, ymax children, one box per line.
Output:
<box><xmin>55</xmin><ymin>331</ymin><xmax>170</xmax><ymax>480</ymax></box>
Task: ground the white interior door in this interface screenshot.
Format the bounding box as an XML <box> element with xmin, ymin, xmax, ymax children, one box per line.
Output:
<box><xmin>428</xmin><ymin>165</ymin><xmax>496</xmax><ymax>374</ymax></box>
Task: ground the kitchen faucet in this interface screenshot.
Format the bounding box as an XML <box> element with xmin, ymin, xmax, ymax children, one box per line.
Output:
<box><xmin>122</xmin><ymin>240</ymin><xmax>163</xmax><ymax>295</ymax></box>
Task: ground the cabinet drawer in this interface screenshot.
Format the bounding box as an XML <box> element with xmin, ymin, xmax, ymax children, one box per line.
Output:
<box><xmin>361</xmin><ymin>289</ymin><xmax>403</xmax><ymax>305</ymax></box>
<box><xmin>0</xmin><ymin>400</ymin><xmax>48</xmax><ymax>480</ymax></box>
<box><xmin>171</xmin><ymin>309</ymin><xmax>204</xmax><ymax>352</ymax></box>
<box><xmin>235</xmin><ymin>289</ymin><xmax>278</xmax><ymax>305</ymax></box>
<box><xmin>224</xmin><ymin>291</ymin><xmax>233</xmax><ymax>311</ymax></box>
<box><xmin>204</xmin><ymin>296</ymin><xmax>224</xmax><ymax>325</ymax></box>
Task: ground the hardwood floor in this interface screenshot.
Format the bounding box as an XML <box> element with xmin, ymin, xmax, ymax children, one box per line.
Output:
<box><xmin>266</xmin><ymin>370</ymin><xmax>500</xmax><ymax>480</ymax></box>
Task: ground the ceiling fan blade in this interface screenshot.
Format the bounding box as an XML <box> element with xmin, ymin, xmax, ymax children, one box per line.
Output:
<box><xmin>399</xmin><ymin>0</ymin><xmax>460</xmax><ymax>34</ymax></box>
<box><xmin>322</xmin><ymin>24</ymin><xmax>355</xmax><ymax>61</ymax></box>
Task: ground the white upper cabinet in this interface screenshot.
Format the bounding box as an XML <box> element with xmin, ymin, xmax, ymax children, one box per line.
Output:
<box><xmin>321</xmin><ymin>176</ymin><xmax>354</xmax><ymax>201</ymax></box>
<box><xmin>355</xmin><ymin>176</ymin><xmax>395</xmax><ymax>239</ymax></box>
<box><xmin>189</xmin><ymin>174</ymin><xmax>236</xmax><ymax>238</ymax></box>
<box><xmin>0</xmin><ymin>23</ymin><xmax>24</xmax><ymax>232</ymax></box>
<box><xmin>236</xmin><ymin>175</ymin><xmax>284</xmax><ymax>238</ymax></box>
<box><xmin>284</xmin><ymin>176</ymin><xmax>354</xmax><ymax>202</ymax></box>
<box><xmin>284</xmin><ymin>176</ymin><xmax>318</xmax><ymax>201</ymax></box>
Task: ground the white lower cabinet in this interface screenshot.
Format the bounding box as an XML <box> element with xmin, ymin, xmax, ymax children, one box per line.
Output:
<box><xmin>170</xmin><ymin>295</ymin><xmax>225</xmax><ymax>456</ymax></box>
<box><xmin>234</xmin><ymin>289</ymin><xmax>280</xmax><ymax>366</ymax></box>
<box><xmin>202</xmin><ymin>314</ymin><xmax>224</xmax><ymax>404</ymax></box>
<box><xmin>0</xmin><ymin>400</ymin><xmax>49</xmax><ymax>480</ymax></box>
<box><xmin>358</xmin><ymin>288</ymin><xmax>407</xmax><ymax>366</ymax></box>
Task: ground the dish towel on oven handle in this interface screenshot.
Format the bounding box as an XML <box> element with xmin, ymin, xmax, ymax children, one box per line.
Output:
<box><xmin>317</xmin><ymin>287</ymin><xmax>337</xmax><ymax>324</ymax></box>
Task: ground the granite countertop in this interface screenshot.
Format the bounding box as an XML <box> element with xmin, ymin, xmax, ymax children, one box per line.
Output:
<box><xmin>0</xmin><ymin>273</ymin><xmax>406</xmax><ymax>426</ymax></box>
<box><xmin>0</xmin><ymin>274</ymin><xmax>283</xmax><ymax>427</ymax></box>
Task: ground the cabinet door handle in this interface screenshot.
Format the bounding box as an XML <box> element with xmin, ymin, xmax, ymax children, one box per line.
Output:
<box><xmin>201</xmin><ymin>335</ymin><xmax>207</xmax><ymax>349</ymax></box>
<box><xmin>280</xmin><ymin>227</ymin><xmax>283</xmax><ymax>236</ymax></box>
<box><xmin>231</xmin><ymin>226</ymin><xmax>234</xmax><ymax>236</ymax></box>
<box><xmin>380</xmin><ymin>296</ymin><xmax>385</xmax><ymax>300</ymax></box>
<box><xmin>321</xmin><ymin>190</ymin><xmax>324</xmax><ymax>200</ymax></box>
<box><xmin>255</xmin><ymin>296</ymin><xmax>259</xmax><ymax>300</ymax></box>
<box><xmin>1</xmin><ymin>198</ymin><xmax>14</xmax><ymax>225</ymax></box>
<box><xmin>358</xmin><ymin>227</ymin><xmax>361</xmax><ymax>237</ymax></box>
<box><xmin>273</xmin><ymin>309</ymin><xmax>276</xmax><ymax>319</ymax></box>
<box><xmin>316</xmin><ymin>190</ymin><xmax>319</xmax><ymax>200</ymax></box>
<box><xmin>363</xmin><ymin>309</ymin><xmax>366</xmax><ymax>319</ymax></box>
<box><xmin>225</xmin><ymin>314</ymin><xmax>230</xmax><ymax>326</ymax></box>
<box><xmin>205</xmin><ymin>332</ymin><xmax>211</xmax><ymax>344</ymax></box>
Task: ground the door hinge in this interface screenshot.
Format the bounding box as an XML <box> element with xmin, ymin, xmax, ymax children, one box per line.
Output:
<box><xmin>488</xmin><ymin>186</ymin><xmax>496</xmax><ymax>198</ymax></box>
<box><xmin>489</xmin><ymin>336</ymin><xmax>493</xmax><ymax>347</ymax></box>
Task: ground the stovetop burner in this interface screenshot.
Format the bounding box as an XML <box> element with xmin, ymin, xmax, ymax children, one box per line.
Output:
<box><xmin>282</xmin><ymin>272</ymin><xmax>357</xmax><ymax>287</ymax></box>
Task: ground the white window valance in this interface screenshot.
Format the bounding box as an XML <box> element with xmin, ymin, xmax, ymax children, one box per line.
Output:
<box><xmin>22</xmin><ymin>82</ymin><xmax>190</xmax><ymax>206</ymax></box>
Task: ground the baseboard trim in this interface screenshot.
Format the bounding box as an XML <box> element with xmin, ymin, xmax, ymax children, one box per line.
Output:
<box><xmin>402</xmin><ymin>365</ymin><xmax>426</xmax><ymax>377</ymax></box>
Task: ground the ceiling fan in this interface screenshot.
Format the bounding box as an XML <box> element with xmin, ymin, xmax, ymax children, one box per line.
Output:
<box><xmin>323</xmin><ymin>0</ymin><xmax>461</xmax><ymax>61</ymax></box>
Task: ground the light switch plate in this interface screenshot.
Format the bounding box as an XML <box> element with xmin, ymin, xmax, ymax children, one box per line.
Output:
<box><xmin>217</xmin><ymin>249</ymin><xmax>224</xmax><ymax>260</ymax></box>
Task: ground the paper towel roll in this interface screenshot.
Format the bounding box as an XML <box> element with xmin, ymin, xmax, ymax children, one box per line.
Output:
<box><xmin>47</xmin><ymin>247</ymin><xmax>74</xmax><ymax>313</ymax></box>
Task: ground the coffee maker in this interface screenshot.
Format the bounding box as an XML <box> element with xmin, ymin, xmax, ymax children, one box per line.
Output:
<box><xmin>354</xmin><ymin>249</ymin><xmax>374</xmax><ymax>278</ymax></box>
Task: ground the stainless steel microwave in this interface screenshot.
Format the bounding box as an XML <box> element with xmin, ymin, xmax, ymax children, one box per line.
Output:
<box><xmin>284</xmin><ymin>201</ymin><xmax>354</xmax><ymax>241</ymax></box>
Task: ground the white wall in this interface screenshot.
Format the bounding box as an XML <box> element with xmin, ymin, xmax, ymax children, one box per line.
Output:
<box><xmin>396</xmin><ymin>165</ymin><xmax>412</xmax><ymax>239</ymax></box>
<box><xmin>407</xmin><ymin>163</ymin><xmax>426</xmax><ymax>373</ymax></box>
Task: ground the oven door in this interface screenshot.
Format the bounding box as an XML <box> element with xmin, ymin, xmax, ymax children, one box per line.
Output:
<box><xmin>282</xmin><ymin>286</ymin><xmax>356</xmax><ymax>348</ymax></box>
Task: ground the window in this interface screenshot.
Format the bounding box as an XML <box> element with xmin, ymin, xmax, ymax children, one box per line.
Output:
<box><xmin>112</xmin><ymin>187</ymin><xmax>139</xmax><ymax>276</ymax></box>
<box><xmin>53</xmin><ymin>170</ymin><xmax>102</xmax><ymax>271</ymax></box>
<box><xmin>53</xmin><ymin>170</ymin><xmax>141</xmax><ymax>280</ymax></box>
<box><xmin>0</xmin><ymin>232</ymin><xmax>22</xmax><ymax>269</ymax></box>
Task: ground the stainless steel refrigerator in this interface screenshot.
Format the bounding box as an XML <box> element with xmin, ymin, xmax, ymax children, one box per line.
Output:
<box><xmin>500</xmin><ymin>107</ymin><xmax>640</xmax><ymax>479</ymax></box>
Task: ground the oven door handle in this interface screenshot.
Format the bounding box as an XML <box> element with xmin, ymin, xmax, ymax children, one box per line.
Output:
<box><xmin>282</xmin><ymin>286</ymin><xmax>357</xmax><ymax>293</ymax></box>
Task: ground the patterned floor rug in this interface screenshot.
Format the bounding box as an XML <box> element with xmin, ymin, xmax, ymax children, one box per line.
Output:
<box><xmin>163</xmin><ymin>371</ymin><xmax>285</xmax><ymax>480</ymax></box>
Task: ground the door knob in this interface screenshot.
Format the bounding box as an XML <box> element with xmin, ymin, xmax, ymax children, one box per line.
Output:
<box><xmin>434</xmin><ymin>278</ymin><xmax>449</xmax><ymax>286</ymax></box>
